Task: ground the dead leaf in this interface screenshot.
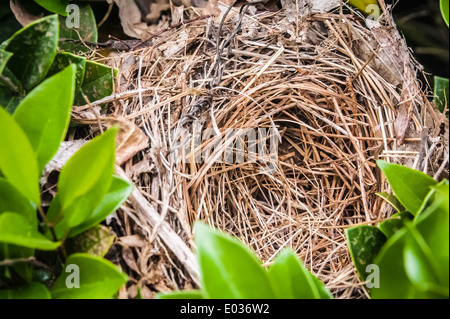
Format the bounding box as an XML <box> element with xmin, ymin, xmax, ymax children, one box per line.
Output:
<box><xmin>111</xmin><ymin>119</ymin><xmax>149</xmax><ymax>165</ymax></box>
<box><xmin>118</xmin><ymin>235</ymin><xmax>147</xmax><ymax>248</ymax></box>
<box><xmin>10</xmin><ymin>0</ymin><xmax>43</xmax><ymax>27</ymax></box>
<box><xmin>113</xmin><ymin>0</ymin><xmax>150</xmax><ymax>39</ymax></box>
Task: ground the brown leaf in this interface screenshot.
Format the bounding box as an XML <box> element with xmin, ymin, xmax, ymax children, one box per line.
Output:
<box><xmin>10</xmin><ymin>0</ymin><xmax>43</xmax><ymax>27</ymax></box>
<box><xmin>118</xmin><ymin>235</ymin><xmax>147</xmax><ymax>248</ymax></box>
<box><xmin>112</xmin><ymin>119</ymin><xmax>149</xmax><ymax>165</ymax></box>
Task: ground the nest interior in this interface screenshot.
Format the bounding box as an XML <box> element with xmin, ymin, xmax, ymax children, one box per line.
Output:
<box><xmin>71</xmin><ymin>2</ymin><xmax>449</xmax><ymax>299</ymax></box>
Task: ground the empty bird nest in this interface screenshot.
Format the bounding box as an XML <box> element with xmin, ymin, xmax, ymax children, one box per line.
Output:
<box><xmin>66</xmin><ymin>2</ymin><xmax>448</xmax><ymax>299</ymax></box>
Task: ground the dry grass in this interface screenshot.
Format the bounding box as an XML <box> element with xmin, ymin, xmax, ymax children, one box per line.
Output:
<box><xmin>72</xmin><ymin>2</ymin><xmax>448</xmax><ymax>299</ymax></box>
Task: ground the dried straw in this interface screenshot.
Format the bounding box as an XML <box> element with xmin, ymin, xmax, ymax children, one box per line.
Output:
<box><xmin>72</xmin><ymin>3</ymin><xmax>448</xmax><ymax>299</ymax></box>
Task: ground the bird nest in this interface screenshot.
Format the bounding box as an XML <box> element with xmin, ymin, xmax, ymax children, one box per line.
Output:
<box><xmin>71</xmin><ymin>3</ymin><xmax>448</xmax><ymax>299</ymax></box>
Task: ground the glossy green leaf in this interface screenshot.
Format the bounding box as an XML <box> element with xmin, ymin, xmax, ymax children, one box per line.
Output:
<box><xmin>0</xmin><ymin>213</ymin><xmax>60</xmax><ymax>250</ymax></box>
<box><xmin>403</xmin><ymin>225</ymin><xmax>446</xmax><ymax>297</ymax></box>
<box><xmin>0</xmin><ymin>67</ymin><xmax>24</xmax><ymax>114</ymax></box>
<box><xmin>156</xmin><ymin>290</ymin><xmax>204</xmax><ymax>299</ymax></box>
<box><xmin>441</xmin><ymin>0</ymin><xmax>449</xmax><ymax>27</ymax></box>
<box><xmin>13</xmin><ymin>64</ymin><xmax>76</xmax><ymax>172</ymax></box>
<box><xmin>34</xmin><ymin>0</ymin><xmax>69</xmax><ymax>16</ymax></box>
<box><xmin>434</xmin><ymin>76</ymin><xmax>449</xmax><ymax>114</ymax></box>
<box><xmin>0</xmin><ymin>107</ymin><xmax>40</xmax><ymax>205</ymax></box>
<box><xmin>377</xmin><ymin>160</ymin><xmax>437</xmax><ymax>215</ymax></box>
<box><xmin>51</xmin><ymin>253</ymin><xmax>127</xmax><ymax>299</ymax></box>
<box><xmin>4</xmin><ymin>15</ymin><xmax>58</xmax><ymax>92</ymax></box>
<box><xmin>378</xmin><ymin>211</ymin><xmax>412</xmax><ymax>238</ymax></box>
<box><xmin>59</xmin><ymin>4</ymin><xmax>97</xmax><ymax>53</ymax></box>
<box><xmin>194</xmin><ymin>222</ymin><xmax>275</xmax><ymax>299</ymax></box>
<box><xmin>372</xmin><ymin>225</ymin><xmax>444</xmax><ymax>299</ymax></box>
<box><xmin>0</xmin><ymin>50</ymin><xmax>12</xmax><ymax>74</ymax></box>
<box><xmin>47</xmin><ymin>52</ymin><xmax>86</xmax><ymax>93</ymax></box>
<box><xmin>371</xmin><ymin>228</ymin><xmax>415</xmax><ymax>298</ymax></box>
<box><xmin>0</xmin><ymin>178</ymin><xmax>36</xmax><ymax>226</ymax></box>
<box><xmin>268</xmin><ymin>248</ymin><xmax>332</xmax><ymax>299</ymax></box>
<box><xmin>67</xmin><ymin>176</ymin><xmax>133</xmax><ymax>238</ymax></box>
<box><xmin>0</xmin><ymin>282</ymin><xmax>51</xmax><ymax>299</ymax></box>
<box><xmin>74</xmin><ymin>61</ymin><xmax>117</xmax><ymax>105</ymax></box>
<box><xmin>414</xmin><ymin>182</ymin><xmax>449</xmax><ymax>288</ymax></box>
<box><xmin>376</xmin><ymin>192</ymin><xmax>406</xmax><ymax>213</ymax></box>
<box><xmin>346</xmin><ymin>225</ymin><xmax>387</xmax><ymax>281</ymax></box>
<box><xmin>57</xmin><ymin>127</ymin><xmax>118</xmax><ymax>228</ymax></box>
<box><xmin>66</xmin><ymin>225</ymin><xmax>115</xmax><ymax>258</ymax></box>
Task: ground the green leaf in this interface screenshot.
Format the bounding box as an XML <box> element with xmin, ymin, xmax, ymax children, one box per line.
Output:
<box><xmin>346</xmin><ymin>225</ymin><xmax>387</xmax><ymax>281</ymax></box>
<box><xmin>441</xmin><ymin>0</ymin><xmax>449</xmax><ymax>27</ymax></box>
<box><xmin>0</xmin><ymin>178</ymin><xmax>36</xmax><ymax>226</ymax></box>
<box><xmin>194</xmin><ymin>222</ymin><xmax>275</xmax><ymax>299</ymax></box>
<box><xmin>0</xmin><ymin>243</ymin><xmax>34</xmax><ymax>283</ymax></box>
<box><xmin>434</xmin><ymin>76</ymin><xmax>449</xmax><ymax>115</ymax></box>
<box><xmin>378</xmin><ymin>211</ymin><xmax>412</xmax><ymax>238</ymax></box>
<box><xmin>377</xmin><ymin>160</ymin><xmax>437</xmax><ymax>215</ymax></box>
<box><xmin>0</xmin><ymin>50</ymin><xmax>12</xmax><ymax>74</ymax></box>
<box><xmin>0</xmin><ymin>107</ymin><xmax>40</xmax><ymax>205</ymax></box>
<box><xmin>13</xmin><ymin>64</ymin><xmax>76</xmax><ymax>172</ymax></box>
<box><xmin>51</xmin><ymin>253</ymin><xmax>127</xmax><ymax>299</ymax></box>
<box><xmin>59</xmin><ymin>4</ymin><xmax>97</xmax><ymax>53</ymax></box>
<box><xmin>0</xmin><ymin>282</ymin><xmax>51</xmax><ymax>299</ymax></box>
<box><xmin>403</xmin><ymin>225</ymin><xmax>446</xmax><ymax>296</ymax></box>
<box><xmin>67</xmin><ymin>176</ymin><xmax>133</xmax><ymax>238</ymax></box>
<box><xmin>74</xmin><ymin>61</ymin><xmax>117</xmax><ymax>105</ymax></box>
<box><xmin>414</xmin><ymin>182</ymin><xmax>449</xmax><ymax>289</ymax></box>
<box><xmin>371</xmin><ymin>228</ymin><xmax>414</xmax><ymax>298</ymax></box>
<box><xmin>348</xmin><ymin>0</ymin><xmax>380</xmax><ymax>17</ymax></box>
<box><xmin>34</xmin><ymin>0</ymin><xmax>69</xmax><ymax>16</ymax></box>
<box><xmin>47</xmin><ymin>52</ymin><xmax>86</xmax><ymax>93</ymax></box>
<box><xmin>156</xmin><ymin>290</ymin><xmax>205</xmax><ymax>299</ymax></box>
<box><xmin>0</xmin><ymin>67</ymin><xmax>24</xmax><ymax>114</ymax></box>
<box><xmin>268</xmin><ymin>248</ymin><xmax>332</xmax><ymax>299</ymax></box>
<box><xmin>0</xmin><ymin>213</ymin><xmax>60</xmax><ymax>250</ymax></box>
<box><xmin>56</xmin><ymin>127</ymin><xmax>118</xmax><ymax>228</ymax></box>
<box><xmin>66</xmin><ymin>225</ymin><xmax>115</xmax><ymax>258</ymax></box>
<box><xmin>376</xmin><ymin>192</ymin><xmax>406</xmax><ymax>212</ymax></box>
<box><xmin>372</xmin><ymin>225</ymin><xmax>444</xmax><ymax>299</ymax></box>
<box><xmin>4</xmin><ymin>15</ymin><xmax>59</xmax><ymax>92</ymax></box>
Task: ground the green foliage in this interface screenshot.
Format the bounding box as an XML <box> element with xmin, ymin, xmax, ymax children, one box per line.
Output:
<box><xmin>377</xmin><ymin>160</ymin><xmax>437</xmax><ymax>215</ymax></box>
<box><xmin>59</xmin><ymin>4</ymin><xmax>98</xmax><ymax>53</ymax></box>
<box><xmin>47</xmin><ymin>53</ymin><xmax>86</xmax><ymax>93</ymax></box>
<box><xmin>13</xmin><ymin>64</ymin><xmax>76</xmax><ymax>172</ymax></box>
<box><xmin>441</xmin><ymin>0</ymin><xmax>449</xmax><ymax>27</ymax></box>
<box><xmin>346</xmin><ymin>161</ymin><xmax>449</xmax><ymax>299</ymax></box>
<box><xmin>268</xmin><ymin>248</ymin><xmax>333</xmax><ymax>299</ymax></box>
<box><xmin>51</xmin><ymin>254</ymin><xmax>127</xmax><ymax>299</ymax></box>
<box><xmin>0</xmin><ymin>15</ymin><xmax>132</xmax><ymax>299</ymax></box>
<box><xmin>0</xmin><ymin>14</ymin><xmax>115</xmax><ymax>113</ymax></box>
<box><xmin>434</xmin><ymin>1</ymin><xmax>449</xmax><ymax>115</ymax></box>
<box><xmin>68</xmin><ymin>176</ymin><xmax>134</xmax><ymax>238</ymax></box>
<box><xmin>4</xmin><ymin>15</ymin><xmax>59</xmax><ymax>93</ymax></box>
<box><xmin>0</xmin><ymin>282</ymin><xmax>51</xmax><ymax>299</ymax></box>
<box><xmin>0</xmin><ymin>107</ymin><xmax>41</xmax><ymax>205</ymax></box>
<box><xmin>0</xmin><ymin>213</ymin><xmax>61</xmax><ymax>250</ymax></box>
<box><xmin>0</xmin><ymin>50</ymin><xmax>12</xmax><ymax>75</ymax></box>
<box><xmin>434</xmin><ymin>76</ymin><xmax>449</xmax><ymax>115</ymax></box>
<box><xmin>74</xmin><ymin>61</ymin><xmax>117</xmax><ymax>106</ymax></box>
<box><xmin>348</xmin><ymin>0</ymin><xmax>380</xmax><ymax>17</ymax></box>
<box><xmin>66</xmin><ymin>225</ymin><xmax>116</xmax><ymax>258</ymax></box>
<box><xmin>55</xmin><ymin>127</ymin><xmax>118</xmax><ymax>231</ymax></box>
<box><xmin>34</xmin><ymin>0</ymin><xmax>69</xmax><ymax>16</ymax></box>
<box><xmin>346</xmin><ymin>226</ymin><xmax>386</xmax><ymax>281</ymax></box>
<box><xmin>157</xmin><ymin>222</ymin><xmax>332</xmax><ymax>299</ymax></box>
